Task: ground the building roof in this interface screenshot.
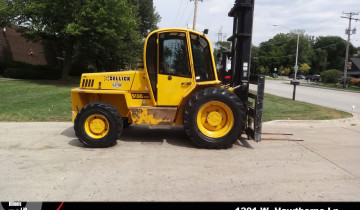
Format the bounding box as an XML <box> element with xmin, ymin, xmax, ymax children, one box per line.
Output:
<box><xmin>350</xmin><ymin>58</ymin><xmax>360</xmax><ymax>70</ymax></box>
<box><xmin>346</xmin><ymin>58</ymin><xmax>360</xmax><ymax>77</ymax></box>
<box><xmin>0</xmin><ymin>26</ymin><xmax>48</xmax><ymax>65</ymax></box>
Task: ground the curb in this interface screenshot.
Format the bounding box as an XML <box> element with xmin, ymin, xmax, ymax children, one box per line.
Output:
<box><xmin>263</xmin><ymin>114</ymin><xmax>360</xmax><ymax>127</ymax></box>
<box><xmin>297</xmin><ymin>83</ymin><xmax>360</xmax><ymax>94</ymax></box>
<box><xmin>272</xmin><ymin>79</ymin><xmax>360</xmax><ymax>94</ymax></box>
<box><xmin>0</xmin><ymin>78</ymin><xmax>20</xmax><ymax>81</ymax></box>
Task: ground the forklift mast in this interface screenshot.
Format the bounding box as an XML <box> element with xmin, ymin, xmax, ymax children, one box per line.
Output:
<box><xmin>227</xmin><ymin>0</ymin><xmax>265</xmax><ymax>142</ymax></box>
<box><xmin>228</xmin><ymin>0</ymin><xmax>254</xmax><ymax>101</ymax></box>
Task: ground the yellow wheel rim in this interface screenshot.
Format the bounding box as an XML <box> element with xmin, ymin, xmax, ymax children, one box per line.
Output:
<box><xmin>196</xmin><ymin>101</ymin><xmax>234</xmax><ymax>138</ymax></box>
<box><xmin>84</xmin><ymin>114</ymin><xmax>109</xmax><ymax>139</ymax></box>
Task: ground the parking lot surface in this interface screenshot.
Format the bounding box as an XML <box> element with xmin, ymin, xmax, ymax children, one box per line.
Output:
<box><xmin>0</xmin><ymin>115</ymin><xmax>360</xmax><ymax>201</ymax></box>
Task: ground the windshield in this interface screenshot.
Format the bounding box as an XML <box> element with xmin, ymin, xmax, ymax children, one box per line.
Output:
<box><xmin>159</xmin><ymin>32</ymin><xmax>191</xmax><ymax>77</ymax></box>
<box><xmin>190</xmin><ymin>33</ymin><xmax>215</xmax><ymax>81</ymax></box>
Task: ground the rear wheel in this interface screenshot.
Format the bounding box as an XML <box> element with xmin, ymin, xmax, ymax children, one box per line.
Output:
<box><xmin>74</xmin><ymin>102</ymin><xmax>123</xmax><ymax>148</ymax></box>
<box><xmin>183</xmin><ymin>87</ymin><xmax>246</xmax><ymax>149</ymax></box>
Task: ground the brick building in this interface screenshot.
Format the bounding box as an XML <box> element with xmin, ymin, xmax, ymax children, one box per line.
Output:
<box><xmin>0</xmin><ymin>26</ymin><xmax>55</xmax><ymax>65</ymax></box>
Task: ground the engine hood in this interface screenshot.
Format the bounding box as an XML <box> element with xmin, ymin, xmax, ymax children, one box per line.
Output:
<box><xmin>80</xmin><ymin>71</ymin><xmax>137</xmax><ymax>90</ymax></box>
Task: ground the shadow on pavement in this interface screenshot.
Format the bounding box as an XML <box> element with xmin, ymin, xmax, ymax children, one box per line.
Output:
<box><xmin>235</xmin><ymin>138</ymin><xmax>254</xmax><ymax>149</ymax></box>
<box><xmin>121</xmin><ymin>125</ymin><xmax>194</xmax><ymax>148</ymax></box>
<box><xmin>68</xmin><ymin>139</ymin><xmax>86</xmax><ymax>148</ymax></box>
<box><xmin>60</xmin><ymin>126</ymin><xmax>76</xmax><ymax>138</ymax></box>
<box><xmin>62</xmin><ymin>125</ymin><xmax>254</xmax><ymax>149</ymax></box>
<box><xmin>61</xmin><ymin>126</ymin><xmax>87</xmax><ymax>148</ymax></box>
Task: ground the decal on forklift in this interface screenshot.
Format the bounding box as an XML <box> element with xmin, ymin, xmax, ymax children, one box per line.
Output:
<box><xmin>112</xmin><ymin>82</ymin><xmax>122</xmax><ymax>88</ymax></box>
<box><xmin>103</xmin><ymin>76</ymin><xmax>131</xmax><ymax>82</ymax></box>
<box><xmin>131</xmin><ymin>93</ymin><xmax>151</xmax><ymax>99</ymax></box>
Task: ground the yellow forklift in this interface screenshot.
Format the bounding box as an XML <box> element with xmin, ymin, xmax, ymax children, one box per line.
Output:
<box><xmin>71</xmin><ymin>0</ymin><xmax>264</xmax><ymax>149</ymax></box>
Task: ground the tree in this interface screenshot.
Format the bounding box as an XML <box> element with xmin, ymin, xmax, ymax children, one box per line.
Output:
<box><xmin>258</xmin><ymin>32</ymin><xmax>315</xmax><ymax>74</ymax></box>
<box><xmin>129</xmin><ymin>0</ymin><xmax>161</xmax><ymax>38</ymax></box>
<box><xmin>213</xmin><ymin>41</ymin><xmax>231</xmax><ymax>66</ymax></box>
<box><xmin>2</xmin><ymin>0</ymin><xmax>141</xmax><ymax>79</ymax></box>
<box><xmin>259</xmin><ymin>66</ymin><xmax>269</xmax><ymax>75</ymax></box>
<box><xmin>251</xmin><ymin>45</ymin><xmax>260</xmax><ymax>74</ymax></box>
<box><xmin>354</xmin><ymin>47</ymin><xmax>360</xmax><ymax>58</ymax></box>
<box><xmin>74</xmin><ymin>0</ymin><xmax>161</xmax><ymax>71</ymax></box>
<box><xmin>0</xmin><ymin>1</ymin><xmax>14</xmax><ymax>26</ymax></box>
<box><xmin>283</xmin><ymin>67</ymin><xmax>290</xmax><ymax>76</ymax></box>
<box><xmin>312</xmin><ymin>49</ymin><xmax>327</xmax><ymax>74</ymax></box>
<box><xmin>214</xmin><ymin>41</ymin><xmax>231</xmax><ymax>52</ymax></box>
<box><xmin>314</xmin><ymin>36</ymin><xmax>357</xmax><ymax>70</ymax></box>
<box><xmin>299</xmin><ymin>63</ymin><xmax>311</xmax><ymax>75</ymax></box>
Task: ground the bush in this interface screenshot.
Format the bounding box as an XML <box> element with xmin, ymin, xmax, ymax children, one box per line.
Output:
<box><xmin>4</xmin><ymin>65</ymin><xmax>62</xmax><ymax>80</ymax></box>
<box><xmin>320</xmin><ymin>69</ymin><xmax>342</xmax><ymax>84</ymax></box>
<box><xmin>69</xmin><ymin>62</ymin><xmax>97</xmax><ymax>76</ymax></box>
<box><xmin>0</xmin><ymin>61</ymin><xmax>33</xmax><ymax>75</ymax></box>
<box><xmin>0</xmin><ymin>63</ymin><xmax>7</xmax><ymax>75</ymax></box>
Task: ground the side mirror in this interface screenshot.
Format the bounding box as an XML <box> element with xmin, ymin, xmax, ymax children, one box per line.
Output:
<box><xmin>203</xmin><ymin>29</ymin><xmax>209</xmax><ymax>35</ymax></box>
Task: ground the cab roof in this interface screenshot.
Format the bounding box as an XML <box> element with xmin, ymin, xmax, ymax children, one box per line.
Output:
<box><xmin>149</xmin><ymin>28</ymin><xmax>207</xmax><ymax>37</ymax></box>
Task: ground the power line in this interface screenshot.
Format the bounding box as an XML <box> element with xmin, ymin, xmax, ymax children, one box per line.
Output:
<box><xmin>215</xmin><ymin>26</ymin><xmax>227</xmax><ymax>42</ymax></box>
<box><xmin>185</xmin><ymin>8</ymin><xmax>193</xmax><ymax>28</ymax></box>
<box><xmin>173</xmin><ymin>0</ymin><xmax>184</xmax><ymax>26</ymax></box>
<box><xmin>176</xmin><ymin>0</ymin><xmax>190</xmax><ymax>27</ymax></box>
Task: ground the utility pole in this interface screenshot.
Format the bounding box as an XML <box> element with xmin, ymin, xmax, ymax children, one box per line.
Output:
<box><xmin>215</xmin><ymin>26</ymin><xmax>227</xmax><ymax>42</ymax></box>
<box><xmin>216</xmin><ymin>26</ymin><xmax>223</xmax><ymax>42</ymax></box>
<box><xmin>190</xmin><ymin>0</ymin><xmax>203</xmax><ymax>31</ymax></box>
<box><xmin>341</xmin><ymin>12</ymin><xmax>359</xmax><ymax>88</ymax></box>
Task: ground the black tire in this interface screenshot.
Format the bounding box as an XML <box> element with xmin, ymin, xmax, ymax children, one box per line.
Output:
<box><xmin>74</xmin><ymin>102</ymin><xmax>123</xmax><ymax>148</ymax></box>
<box><xmin>183</xmin><ymin>87</ymin><xmax>246</xmax><ymax>149</ymax></box>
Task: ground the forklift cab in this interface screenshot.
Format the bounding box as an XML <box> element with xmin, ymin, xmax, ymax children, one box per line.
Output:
<box><xmin>144</xmin><ymin>28</ymin><xmax>219</xmax><ymax>106</ymax></box>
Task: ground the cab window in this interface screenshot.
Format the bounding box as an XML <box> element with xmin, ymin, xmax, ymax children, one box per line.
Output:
<box><xmin>146</xmin><ymin>33</ymin><xmax>158</xmax><ymax>100</ymax></box>
<box><xmin>159</xmin><ymin>32</ymin><xmax>191</xmax><ymax>77</ymax></box>
<box><xmin>190</xmin><ymin>33</ymin><xmax>215</xmax><ymax>81</ymax></box>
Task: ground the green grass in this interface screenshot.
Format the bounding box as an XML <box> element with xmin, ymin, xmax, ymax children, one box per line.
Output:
<box><xmin>0</xmin><ymin>80</ymin><xmax>352</xmax><ymax>122</ymax></box>
<box><xmin>303</xmin><ymin>83</ymin><xmax>360</xmax><ymax>92</ymax></box>
<box><xmin>0</xmin><ymin>80</ymin><xmax>78</xmax><ymax>121</ymax></box>
<box><xmin>261</xmin><ymin>92</ymin><xmax>351</xmax><ymax>121</ymax></box>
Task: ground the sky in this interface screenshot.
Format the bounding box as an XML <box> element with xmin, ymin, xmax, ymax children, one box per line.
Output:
<box><xmin>153</xmin><ymin>0</ymin><xmax>360</xmax><ymax>47</ymax></box>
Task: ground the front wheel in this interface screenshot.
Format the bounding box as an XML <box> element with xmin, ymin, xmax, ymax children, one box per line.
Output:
<box><xmin>74</xmin><ymin>102</ymin><xmax>123</xmax><ymax>148</ymax></box>
<box><xmin>183</xmin><ymin>87</ymin><xmax>246</xmax><ymax>149</ymax></box>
